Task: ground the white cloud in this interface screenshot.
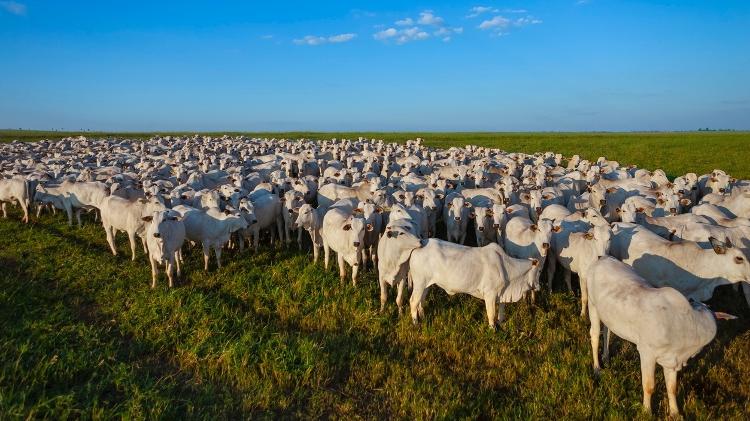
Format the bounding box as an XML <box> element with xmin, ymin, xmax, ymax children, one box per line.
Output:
<box><xmin>328</xmin><ymin>33</ymin><xmax>357</xmax><ymax>43</ymax></box>
<box><xmin>395</xmin><ymin>17</ymin><xmax>414</xmax><ymax>26</ymax></box>
<box><xmin>294</xmin><ymin>33</ymin><xmax>357</xmax><ymax>46</ymax></box>
<box><xmin>375</xmin><ymin>26</ymin><xmax>430</xmax><ymax>44</ymax></box>
<box><xmin>374</xmin><ymin>27</ymin><xmax>398</xmax><ymax>40</ymax></box>
<box><xmin>478</xmin><ymin>14</ymin><xmax>542</xmax><ymax>36</ymax></box>
<box><xmin>514</xmin><ymin>17</ymin><xmax>543</xmax><ymax>26</ymax></box>
<box><xmin>434</xmin><ymin>27</ymin><xmax>464</xmax><ymax>38</ymax></box>
<box><xmin>478</xmin><ymin>16</ymin><xmax>510</xmax><ymax>30</ymax></box>
<box><xmin>418</xmin><ymin>10</ymin><xmax>444</xmax><ymax>26</ymax></box>
<box><xmin>0</xmin><ymin>1</ymin><xmax>26</xmax><ymax>15</ymax></box>
<box><xmin>467</xmin><ymin>6</ymin><xmax>498</xmax><ymax>18</ymax></box>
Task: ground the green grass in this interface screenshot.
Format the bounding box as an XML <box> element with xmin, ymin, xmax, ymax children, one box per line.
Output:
<box><xmin>1</xmin><ymin>130</ymin><xmax>750</xmax><ymax>418</ymax></box>
<box><xmin>2</xmin><ymin>130</ymin><xmax>750</xmax><ymax>179</ymax></box>
<box><xmin>1</xmin><ymin>209</ymin><xmax>749</xmax><ymax>419</ymax></box>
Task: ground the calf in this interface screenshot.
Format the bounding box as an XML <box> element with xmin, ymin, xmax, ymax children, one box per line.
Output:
<box><xmin>294</xmin><ymin>203</ymin><xmax>326</xmax><ymax>262</ymax></box>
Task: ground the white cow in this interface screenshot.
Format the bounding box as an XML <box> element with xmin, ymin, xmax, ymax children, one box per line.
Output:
<box><xmin>408</xmin><ymin>240</ymin><xmax>541</xmax><ymax>329</ymax></box>
<box><xmin>320</xmin><ymin>199</ymin><xmax>368</xmax><ymax>285</ymax></box>
<box><xmin>586</xmin><ymin>257</ymin><xmax>734</xmax><ymax>416</ymax></box>
<box><xmin>610</xmin><ymin>223</ymin><xmax>750</xmax><ymax>301</ymax></box>
<box><xmin>174</xmin><ymin>205</ymin><xmax>248</xmax><ymax>270</ymax></box>
<box><xmin>99</xmin><ymin>195</ymin><xmax>166</xmax><ymax>260</ymax></box>
<box><xmin>377</xmin><ymin>219</ymin><xmax>424</xmax><ymax>313</ymax></box>
<box><xmin>0</xmin><ymin>177</ymin><xmax>33</xmax><ymax>223</ymax></box>
<box><xmin>293</xmin><ymin>203</ymin><xmax>325</xmax><ymax>262</ymax></box>
<box><xmin>143</xmin><ymin>210</ymin><xmax>186</xmax><ymax>288</ymax></box>
<box><xmin>444</xmin><ymin>193</ymin><xmax>472</xmax><ymax>244</ymax></box>
<box><xmin>550</xmin><ymin>224</ymin><xmax>612</xmax><ymax>315</ymax></box>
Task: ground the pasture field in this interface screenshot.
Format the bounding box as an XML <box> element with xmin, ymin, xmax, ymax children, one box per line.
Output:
<box><xmin>1</xmin><ymin>131</ymin><xmax>750</xmax><ymax>419</ymax></box>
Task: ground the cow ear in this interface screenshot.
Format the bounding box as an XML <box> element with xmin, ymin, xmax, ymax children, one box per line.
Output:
<box><xmin>376</xmin><ymin>207</ymin><xmax>383</xmax><ymax>213</ymax></box>
<box><xmin>469</xmin><ymin>212</ymin><xmax>476</xmax><ymax>219</ymax></box>
<box><xmin>584</xmin><ymin>232</ymin><xmax>594</xmax><ymax>240</ymax></box>
<box><xmin>343</xmin><ymin>224</ymin><xmax>352</xmax><ymax>231</ymax></box>
<box><xmin>606</xmin><ymin>187</ymin><xmax>617</xmax><ymax>194</ymax></box>
<box><xmin>142</xmin><ymin>216</ymin><xmax>153</xmax><ymax>222</ymax></box>
<box><xmin>138</xmin><ymin>198</ymin><xmax>148</xmax><ymax>203</ymax></box>
<box><xmin>636</xmin><ymin>207</ymin><xmax>645</xmax><ymax>213</ymax></box>
<box><xmin>680</xmin><ymin>198</ymin><xmax>691</xmax><ymax>206</ymax></box>
<box><xmin>366</xmin><ymin>223</ymin><xmax>374</xmax><ymax>232</ymax></box>
<box><xmin>353</xmin><ymin>208</ymin><xmax>363</xmax><ymax>214</ymax></box>
<box><xmin>709</xmin><ymin>236</ymin><xmax>727</xmax><ymax>254</ymax></box>
<box><xmin>531</xmin><ymin>259</ymin><xmax>539</xmax><ymax>267</ymax></box>
<box><xmin>530</xmin><ymin>224</ymin><xmax>538</xmax><ymax>231</ymax></box>
<box><xmin>552</xmin><ymin>225</ymin><xmax>561</xmax><ymax>232</ymax></box>
<box><xmin>447</xmin><ymin>203</ymin><xmax>453</xmax><ymax>208</ymax></box>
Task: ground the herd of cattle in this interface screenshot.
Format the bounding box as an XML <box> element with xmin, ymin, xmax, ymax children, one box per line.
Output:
<box><xmin>1</xmin><ymin>135</ymin><xmax>749</xmax><ymax>415</ymax></box>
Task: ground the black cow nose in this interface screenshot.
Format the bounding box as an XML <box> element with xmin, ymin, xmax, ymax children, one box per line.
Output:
<box><xmin>670</xmin><ymin>208</ymin><xmax>677</xmax><ymax>213</ymax></box>
<box><xmin>493</xmin><ymin>224</ymin><xmax>500</xmax><ymax>229</ymax></box>
<box><xmin>535</xmin><ymin>207</ymin><xmax>542</xmax><ymax>213</ymax></box>
<box><xmin>353</xmin><ymin>242</ymin><xmax>360</xmax><ymax>247</ymax></box>
<box><xmin>478</xmin><ymin>227</ymin><xmax>484</xmax><ymax>232</ymax></box>
<box><xmin>153</xmin><ymin>233</ymin><xmax>161</xmax><ymax>238</ymax></box>
<box><xmin>454</xmin><ymin>217</ymin><xmax>461</xmax><ymax>221</ymax></box>
<box><xmin>600</xmin><ymin>199</ymin><xmax>606</xmax><ymax>205</ymax></box>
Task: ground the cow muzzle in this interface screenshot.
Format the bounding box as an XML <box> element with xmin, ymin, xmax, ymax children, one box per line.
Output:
<box><xmin>454</xmin><ymin>217</ymin><xmax>461</xmax><ymax>221</ymax></box>
<box><xmin>153</xmin><ymin>233</ymin><xmax>161</xmax><ymax>238</ymax></box>
<box><xmin>478</xmin><ymin>227</ymin><xmax>484</xmax><ymax>232</ymax></box>
<box><xmin>353</xmin><ymin>241</ymin><xmax>360</xmax><ymax>247</ymax></box>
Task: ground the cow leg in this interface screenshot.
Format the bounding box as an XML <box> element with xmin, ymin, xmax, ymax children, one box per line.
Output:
<box><xmin>253</xmin><ymin>228</ymin><xmax>260</xmax><ymax>252</ymax></box>
<box><xmin>202</xmin><ymin>243</ymin><xmax>211</xmax><ymax>271</ymax></box>
<box><xmin>379</xmin><ymin>279</ymin><xmax>388</xmax><ymax>312</ymax></box>
<box><xmin>589</xmin><ymin>304</ymin><xmax>601</xmax><ymax>373</ymax></box>
<box><xmin>214</xmin><ymin>245</ymin><xmax>222</xmax><ymax>269</ymax></box>
<box><xmin>276</xmin><ymin>219</ymin><xmax>284</xmax><ymax>245</ymax></box>
<box><xmin>546</xmin><ymin>257</ymin><xmax>556</xmax><ymax>290</ymax></box>
<box><xmin>323</xmin><ymin>241</ymin><xmax>331</xmax><ymax>270</ymax></box>
<box><xmin>166</xmin><ymin>259</ymin><xmax>176</xmax><ymax>288</ymax></box>
<box><xmin>76</xmin><ymin>209</ymin><xmax>83</xmax><ymax>227</ymax></box>
<box><xmin>20</xmin><ymin>201</ymin><xmax>29</xmax><ymax>223</ymax></box>
<box><xmin>351</xmin><ymin>262</ymin><xmax>359</xmax><ymax>287</ymax></box>
<box><xmin>36</xmin><ymin>204</ymin><xmax>43</xmax><ymax>218</ymax></box>
<box><xmin>409</xmin><ymin>284</ymin><xmax>427</xmax><ymax>325</ymax></box>
<box><xmin>664</xmin><ymin>366</ymin><xmax>680</xmax><ymax>417</ymax></box>
<box><xmin>63</xmin><ymin>201</ymin><xmax>73</xmax><ymax>226</ymax></box>
<box><xmin>174</xmin><ymin>250</ymin><xmax>182</xmax><ymax>277</ymax></box>
<box><xmin>602</xmin><ymin>325</ymin><xmax>611</xmax><ymax>364</ymax></box>
<box><xmin>497</xmin><ymin>303</ymin><xmax>505</xmax><ymax>324</ymax></box>
<box><xmin>127</xmin><ymin>231</ymin><xmax>138</xmax><ymax>261</ymax></box>
<box><xmin>1</xmin><ymin>202</ymin><xmax>6</xmax><ymax>218</ymax></box>
<box><xmin>371</xmin><ymin>244</ymin><xmax>378</xmax><ymax>268</ymax></box>
<box><xmin>580</xmin><ymin>275</ymin><xmax>589</xmax><ymax>318</ymax></box>
<box><xmin>149</xmin><ymin>257</ymin><xmax>158</xmax><ymax>288</ymax></box>
<box><xmin>297</xmin><ymin>228</ymin><xmax>303</xmax><ymax>249</ymax></box>
<box><xmin>104</xmin><ymin>225</ymin><xmax>118</xmax><ymax>256</ymax></box>
<box><xmin>484</xmin><ymin>296</ymin><xmax>497</xmax><ymax>330</ymax></box>
<box><xmin>237</xmin><ymin>234</ymin><xmax>245</xmax><ymax>253</ymax></box>
<box><xmin>743</xmin><ymin>283</ymin><xmax>750</xmax><ymax>308</ymax></box>
<box><xmin>564</xmin><ymin>269</ymin><xmax>572</xmax><ymax>292</ymax></box>
<box><xmin>336</xmin><ymin>254</ymin><xmax>347</xmax><ymax>285</ymax></box>
<box><xmin>141</xmin><ymin>235</ymin><xmax>148</xmax><ymax>255</ymax></box>
<box><xmin>639</xmin><ymin>353</ymin><xmax>656</xmax><ymax>415</ymax></box>
<box><xmin>361</xmin><ymin>248</ymin><xmax>369</xmax><ymax>270</ymax></box>
<box><xmin>312</xmin><ymin>243</ymin><xmax>320</xmax><ymax>263</ymax></box>
<box><xmin>396</xmin><ymin>279</ymin><xmax>406</xmax><ymax>315</ymax></box>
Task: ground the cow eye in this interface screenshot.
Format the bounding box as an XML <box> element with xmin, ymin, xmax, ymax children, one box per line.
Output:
<box><xmin>736</xmin><ymin>256</ymin><xmax>745</xmax><ymax>264</ymax></box>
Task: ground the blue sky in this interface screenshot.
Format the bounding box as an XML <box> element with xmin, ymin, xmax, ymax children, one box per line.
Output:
<box><xmin>1</xmin><ymin>1</ymin><xmax>748</xmax><ymax>131</ymax></box>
